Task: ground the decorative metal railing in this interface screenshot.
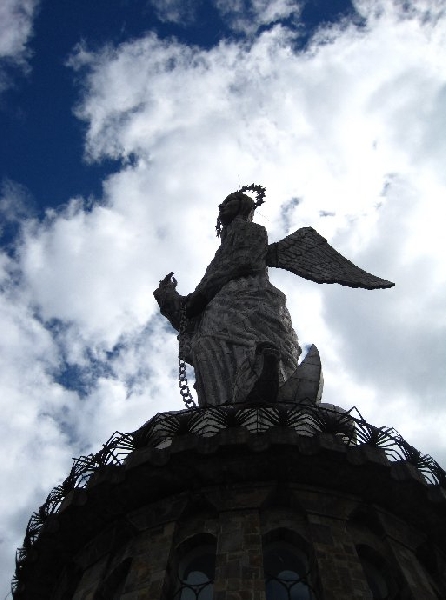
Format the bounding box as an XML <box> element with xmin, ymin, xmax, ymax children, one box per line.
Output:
<box><xmin>12</xmin><ymin>402</ymin><xmax>446</xmax><ymax>595</ymax></box>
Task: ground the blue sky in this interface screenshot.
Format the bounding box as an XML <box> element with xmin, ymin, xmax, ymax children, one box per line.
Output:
<box><xmin>0</xmin><ymin>0</ymin><xmax>356</xmax><ymax>215</ymax></box>
<box><xmin>2</xmin><ymin>0</ymin><xmax>446</xmax><ymax>596</ymax></box>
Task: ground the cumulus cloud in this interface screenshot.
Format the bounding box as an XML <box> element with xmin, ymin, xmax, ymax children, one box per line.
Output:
<box><xmin>62</xmin><ymin>0</ymin><xmax>446</xmax><ymax>460</ymax></box>
<box><xmin>148</xmin><ymin>0</ymin><xmax>200</xmax><ymax>25</ymax></box>
<box><xmin>0</xmin><ymin>251</ymin><xmax>78</xmax><ymax>592</ymax></box>
<box><xmin>3</xmin><ymin>0</ymin><xmax>446</xmax><ymax>592</ymax></box>
<box><xmin>214</xmin><ymin>0</ymin><xmax>300</xmax><ymax>34</ymax></box>
<box><xmin>146</xmin><ymin>0</ymin><xmax>299</xmax><ymax>33</ymax></box>
<box><xmin>0</xmin><ymin>187</ymin><xmax>181</xmax><ymax>593</ymax></box>
<box><xmin>0</xmin><ymin>179</ymin><xmax>35</xmax><ymax>248</ymax></box>
<box><xmin>0</xmin><ymin>0</ymin><xmax>39</xmax><ymax>93</ymax></box>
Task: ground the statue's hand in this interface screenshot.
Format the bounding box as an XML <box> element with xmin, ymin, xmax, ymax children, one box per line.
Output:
<box><xmin>154</xmin><ymin>272</ymin><xmax>177</xmax><ymax>301</ymax></box>
<box><xmin>153</xmin><ymin>272</ymin><xmax>183</xmax><ymax>331</ymax></box>
<box><xmin>159</xmin><ymin>272</ymin><xmax>177</xmax><ymax>289</ymax></box>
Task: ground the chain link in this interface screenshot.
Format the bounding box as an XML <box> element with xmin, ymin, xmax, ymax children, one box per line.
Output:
<box><xmin>178</xmin><ymin>299</ymin><xmax>196</xmax><ymax>408</ymax></box>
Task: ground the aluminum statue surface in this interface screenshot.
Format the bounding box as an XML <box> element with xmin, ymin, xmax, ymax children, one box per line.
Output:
<box><xmin>154</xmin><ymin>186</ymin><xmax>393</xmax><ymax>407</ymax></box>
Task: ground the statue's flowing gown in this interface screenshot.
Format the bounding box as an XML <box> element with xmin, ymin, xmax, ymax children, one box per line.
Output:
<box><xmin>191</xmin><ymin>216</ymin><xmax>301</xmax><ymax>406</ymax></box>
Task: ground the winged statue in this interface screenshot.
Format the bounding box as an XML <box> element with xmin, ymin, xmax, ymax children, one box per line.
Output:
<box><xmin>154</xmin><ymin>185</ymin><xmax>393</xmax><ymax>408</ymax></box>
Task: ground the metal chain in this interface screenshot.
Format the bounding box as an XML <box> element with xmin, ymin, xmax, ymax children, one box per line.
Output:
<box><xmin>178</xmin><ymin>299</ymin><xmax>196</xmax><ymax>408</ymax></box>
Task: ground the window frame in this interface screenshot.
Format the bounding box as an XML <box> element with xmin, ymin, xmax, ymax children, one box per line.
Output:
<box><xmin>262</xmin><ymin>529</ymin><xmax>316</xmax><ymax>600</ymax></box>
<box><xmin>171</xmin><ymin>534</ymin><xmax>217</xmax><ymax>600</ymax></box>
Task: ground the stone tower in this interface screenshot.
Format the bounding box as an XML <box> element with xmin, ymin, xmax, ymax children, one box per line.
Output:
<box><xmin>12</xmin><ymin>189</ymin><xmax>446</xmax><ymax>598</ymax></box>
<box><xmin>12</xmin><ymin>394</ymin><xmax>446</xmax><ymax>599</ymax></box>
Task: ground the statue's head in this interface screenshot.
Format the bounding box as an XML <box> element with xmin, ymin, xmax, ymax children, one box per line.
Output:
<box><xmin>216</xmin><ymin>185</ymin><xmax>266</xmax><ymax>236</ymax></box>
<box><xmin>219</xmin><ymin>192</ymin><xmax>255</xmax><ymax>225</ymax></box>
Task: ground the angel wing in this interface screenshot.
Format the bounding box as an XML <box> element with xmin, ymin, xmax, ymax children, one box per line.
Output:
<box><xmin>266</xmin><ymin>227</ymin><xmax>394</xmax><ymax>289</ymax></box>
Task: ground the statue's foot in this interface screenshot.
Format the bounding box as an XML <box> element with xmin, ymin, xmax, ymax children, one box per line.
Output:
<box><xmin>245</xmin><ymin>343</ymin><xmax>280</xmax><ymax>404</ymax></box>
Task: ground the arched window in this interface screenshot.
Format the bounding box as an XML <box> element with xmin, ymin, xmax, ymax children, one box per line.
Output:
<box><xmin>95</xmin><ymin>558</ymin><xmax>132</xmax><ymax>599</ymax></box>
<box><xmin>263</xmin><ymin>540</ymin><xmax>314</xmax><ymax>600</ymax></box>
<box><xmin>172</xmin><ymin>536</ymin><xmax>216</xmax><ymax>600</ymax></box>
<box><xmin>416</xmin><ymin>542</ymin><xmax>446</xmax><ymax>597</ymax></box>
<box><xmin>356</xmin><ymin>545</ymin><xmax>392</xmax><ymax>600</ymax></box>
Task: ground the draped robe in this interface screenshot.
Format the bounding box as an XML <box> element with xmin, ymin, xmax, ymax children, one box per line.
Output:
<box><xmin>190</xmin><ymin>216</ymin><xmax>301</xmax><ymax>406</ymax></box>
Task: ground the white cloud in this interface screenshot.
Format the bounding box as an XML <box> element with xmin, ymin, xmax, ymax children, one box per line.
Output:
<box><xmin>0</xmin><ymin>0</ymin><xmax>37</xmax><ymax>59</ymax></box>
<box><xmin>62</xmin><ymin>0</ymin><xmax>446</xmax><ymax>461</ymax></box>
<box><xmin>0</xmin><ymin>179</ymin><xmax>34</xmax><ymax>221</ymax></box>
<box><xmin>213</xmin><ymin>0</ymin><xmax>300</xmax><ymax>35</ymax></box>
<box><xmin>0</xmin><ymin>251</ymin><xmax>79</xmax><ymax>593</ymax></box>
<box><xmin>146</xmin><ymin>0</ymin><xmax>299</xmax><ymax>32</ymax></box>
<box><xmin>148</xmin><ymin>0</ymin><xmax>199</xmax><ymax>25</ymax></box>
<box><xmin>3</xmin><ymin>0</ymin><xmax>446</xmax><ymax>593</ymax></box>
<box><xmin>0</xmin><ymin>0</ymin><xmax>39</xmax><ymax>93</ymax></box>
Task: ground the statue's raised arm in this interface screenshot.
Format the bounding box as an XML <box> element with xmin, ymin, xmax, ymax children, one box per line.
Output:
<box><xmin>154</xmin><ymin>185</ymin><xmax>394</xmax><ymax>409</ymax></box>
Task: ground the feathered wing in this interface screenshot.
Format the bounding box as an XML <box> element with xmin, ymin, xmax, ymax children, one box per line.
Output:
<box><xmin>266</xmin><ymin>227</ymin><xmax>394</xmax><ymax>289</ymax></box>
